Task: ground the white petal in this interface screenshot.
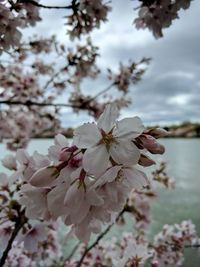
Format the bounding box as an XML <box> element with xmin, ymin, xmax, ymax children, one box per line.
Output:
<box><xmin>0</xmin><ymin>173</ymin><xmax>8</xmax><ymax>186</ymax></box>
<box><xmin>16</xmin><ymin>149</ymin><xmax>30</xmax><ymax>164</ymax></box>
<box><xmin>32</xmin><ymin>152</ymin><xmax>50</xmax><ymax>168</ymax></box>
<box><xmin>64</xmin><ymin>183</ymin><xmax>84</xmax><ymax>209</ymax></box>
<box><xmin>2</xmin><ymin>155</ymin><xmax>17</xmax><ymax>170</ymax></box>
<box><xmin>110</xmin><ymin>140</ymin><xmax>140</xmax><ymax>166</ymax></box>
<box><xmin>105</xmin><ymin>183</ymin><xmax>118</xmax><ymax>203</ymax></box>
<box><xmin>70</xmin><ymin>200</ymin><xmax>90</xmax><ymax>224</ymax></box>
<box><xmin>113</xmin><ymin>117</ymin><xmax>144</xmax><ymax>141</ymax></box>
<box><xmin>91</xmin><ymin>165</ymin><xmax>121</xmax><ymax>188</ymax></box>
<box><xmin>55</xmin><ymin>133</ymin><xmax>69</xmax><ymax>147</ymax></box>
<box><xmin>74</xmin><ymin>219</ymin><xmax>91</xmax><ymax>243</ymax></box>
<box><xmin>83</xmin><ymin>144</ymin><xmax>109</xmax><ymax>176</ymax></box>
<box><xmin>19</xmin><ymin>184</ymin><xmax>47</xmax><ymax>219</ymax></box>
<box><xmin>97</xmin><ymin>103</ymin><xmax>119</xmax><ymax>132</ymax></box>
<box><xmin>47</xmin><ymin>183</ymin><xmax>68</xmax><ymax>219</ymax></box>
<box><xmin>87</xmin><ymin>190</ymin><xmax>104</xmax><ymax>206</ymax></box>
<box><xmin>123</xmin><ymin>167</ymin><xmax>149</xmax><ymax>190</ymax></box>
<box><xmin>73</xmin><ymin>123</ymin><xmax>101</xmax><ymax>148</ymax></box>
<box><xmin>70</xmin><ymin>167</ymin><xmax>82</xmax><ymax>182</ymax></box>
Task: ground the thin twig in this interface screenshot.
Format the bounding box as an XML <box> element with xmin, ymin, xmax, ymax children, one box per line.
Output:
<box><xmin>75</xmin><ymin>209</ymin><xmax>124</xmax><ymax>267</ymax></box>
<box><xmin>18</xmin><ymin>0</ymin><xmax>73</xmax><ymax>9</ymax></box>
<box><xmin>90</xmin><ymin>82</ymin><xmax>115</xmax><ymax>101</ymax></box>
<box><xmin>0</xmin><ymin>83</ymin><xmax>115</xmax><ymax>109</ymax></box>
<box><xmin>43</xmin><ymin>66</ymin><xmax>68</xmax><ymax>90</ymax></box>
<box><xmin>0</xmin><ymin>100</ymin><xmax>77</xmax><ymax>108</ymax></box>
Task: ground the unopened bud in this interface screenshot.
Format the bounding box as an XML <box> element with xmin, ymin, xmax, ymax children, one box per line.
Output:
<box><xmin>146</xmin><ymin>128</ymin><xmax>170</xmax><ymax>138</ymax></box>
<box><xmin>30</xmin><ymin>166</ymin><xmax>59</xmax><ymax>187</ymax></box>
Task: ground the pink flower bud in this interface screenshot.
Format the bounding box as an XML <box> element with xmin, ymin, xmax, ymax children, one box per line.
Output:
<box><xmin>139</xmin><ymin>154</ymin><xmax>156</xmax><ymax>166</ymax></box>
<box><xmin>29</xmin><ymin>166</ymin><xmax>59</xmax><ymax>187</ymax></box>
<box><xmin>146</xmin><ymin>128</ymin><xmax>170</xmax><ymax>138</ymax></box>
<box><xmin>139</xmin><ymin>134</ymin><xmax>165</xmax><ymax>154</ymax></box>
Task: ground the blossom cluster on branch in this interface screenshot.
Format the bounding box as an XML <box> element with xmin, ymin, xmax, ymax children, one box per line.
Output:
<box><xmin>134</xmin><ymin>0</ymin><xmax>193</xmax><ymax>38</ymax></box>
<box><xmin>0</xmin><ymin>0</ymin><xmax>41</xmax><ymax>52</ymax></box>
<box><xmin>0</xmin><ymin>34</ymin><xmax>149</xmax><ymax>150</ymax></box>
<box><xmin>0</xmin><ymin>0</ymin><xmax>193</xmax><ymax>53</ymax></box>
<box><xmin>2</xmin><ymin>104</ymin><xmax>198</xmax><ymax>267</ymax></box>
<box><xmin>0</xmin><ymin>1</ymin><xmax>198</xmax><ymax>266</ymax></box>
<box><xmin>2</xmin><ymin>104</ymin><xmax>167</xmax><ymax>243</ymax></box>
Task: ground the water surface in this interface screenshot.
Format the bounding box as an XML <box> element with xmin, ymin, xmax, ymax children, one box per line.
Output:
<box><xmin>0</xmin><ymin>138</ymin><xmax>200</xmax><ymax>266</ymax></box>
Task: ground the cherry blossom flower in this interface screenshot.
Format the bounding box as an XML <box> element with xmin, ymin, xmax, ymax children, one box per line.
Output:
<box><xmin>19</xmin><ymin>224</ymin><xmax>47</xmax><ymax>253</ymax></box>
<box><xmin>134</xmin><ymin>0</ymin><xmax>193</xmax><ymax>38</ymax></box>
<box><xmin>74</xmin><ymin>103</ymin><xmax>144</xmax><ymax>176</ymax></box>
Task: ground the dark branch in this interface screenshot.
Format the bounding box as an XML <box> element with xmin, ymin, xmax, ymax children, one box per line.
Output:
<box><xmin>0</xmin><ymin>100</ymin><xmax>77</xmax><ymax>108</ymax></box>
<box><xmin>0</xmin><ymin>211</ymin><xmax>27</xmax><ymax>267</ymax></box>
<box><xmin>0</xmin><ymin>83</ymin><xmax>115</xmax><ymax>109</ymax></box>
<box><xmin>18</xmin><ymin>0</ymin><xmax>73</xmax><ymax>9</ymax></box>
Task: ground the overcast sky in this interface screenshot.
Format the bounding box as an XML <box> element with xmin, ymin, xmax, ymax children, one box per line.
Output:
<box><xmin>24</xmin><ymin>0</ymin><xmax>200</xmax><ymax>127</ymax></box>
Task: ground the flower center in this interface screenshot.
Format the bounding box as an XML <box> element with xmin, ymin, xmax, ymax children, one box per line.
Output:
<box><xmin>102</xmin><ymin>133</ymin><xmax>115</xmax><ymax>150</ymax></box>
<box><xmin>99</xmin><ymin>128</ymin><xmax>117</xmax><ymax>150</ymax></box>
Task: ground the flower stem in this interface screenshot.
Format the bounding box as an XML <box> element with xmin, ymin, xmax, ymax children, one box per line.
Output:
<box><xmin>75</xmin><ymin>209</ymin><xmax>124</xmax><ymax>267</ymax></box>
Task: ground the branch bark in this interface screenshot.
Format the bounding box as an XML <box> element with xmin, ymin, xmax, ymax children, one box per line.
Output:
<box><xmin>0</xmin><ymin>100</ymin><xmax>77</xmax><ymax>108</ymax></box>
<box><xmin>0</xmin><ymin>212</ymin><xmax>27</xmax><ymax>267</ymax></box>
<box><xmin>18</xmin><ymin>0</ymin><xmax>73</xmax><ymax>9</ymax></box>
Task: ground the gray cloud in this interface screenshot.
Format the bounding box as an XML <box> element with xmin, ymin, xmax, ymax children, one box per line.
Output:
<box><xmin>21</xmin><ymin>0</ymin><xmax>200</xmax><ymax>126</ymax></box>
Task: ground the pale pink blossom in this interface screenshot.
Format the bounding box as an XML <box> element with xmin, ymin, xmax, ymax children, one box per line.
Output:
<box><xmin>74</xmin><ymin>103</ymin><xmax>144</xmax><ymax>175</ymax></box>
<box><xmin>1</xmin><ymin>155</ymin><xmax>17</xmax><ymax>170</ymax></box>
<box><xmin>19</xmin><ymin>184</ymin><xmax>50</xmax><ymax>220</ymax></box>
<box><xmin>0</xmin><ymin>172</ymin><xmax>8</xmax><ymax>187</ymax></box>
<box><xmin>19</xmin><ymin>224</ymin><xmax>47</xmax><ymax>252</ymax></box>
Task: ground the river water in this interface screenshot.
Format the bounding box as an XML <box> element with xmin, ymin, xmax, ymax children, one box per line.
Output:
<box><xmin>0</xmin><ymin>138</ymin><xmax>200</xmax><ymax>266</ymax></box>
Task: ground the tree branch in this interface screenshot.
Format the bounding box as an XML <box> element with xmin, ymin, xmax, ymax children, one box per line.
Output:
<box><xmin>0</xmin><ymin>211</ymin><xmax>27</xmax><ymax>267</ymax></box>
<box><xmin>18</xmin><ymin>0</ymin><xmax>73</xmax><ymax>9</ymax></box>
<box><xmin>0</xmin><ymin>100</ymin><xmax>77</xmax><ymax>108</ymax></box>
<box><xmin>89</xmin><ymin>82</ymin><xmax>115</xmax><ymax>101</ymax></box>
<box><xmin>0</xmin><ymin>82</ymin><xmax>115</xmax><ymax>109</ymax></box>
<box><xmin>75</xmin><ymin>209</ymin><xmax>124</xmax><ymax>267</ymax></box>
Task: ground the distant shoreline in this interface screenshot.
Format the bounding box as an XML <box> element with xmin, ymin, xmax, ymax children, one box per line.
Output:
<box><xmin>1</xmin><ymin>122</ymin><xmax>200</xmax><ymax>140</ymax></box>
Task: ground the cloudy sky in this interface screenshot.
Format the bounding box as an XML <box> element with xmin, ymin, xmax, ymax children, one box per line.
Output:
<box><xmin>25</xmin><ymin>0</ymin><xmax>200</xmax><ymax>127</ymax></box>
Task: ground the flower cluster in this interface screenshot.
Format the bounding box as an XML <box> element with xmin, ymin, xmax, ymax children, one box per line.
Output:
<box><xmin>7</xmin><ymin>103</ymin><xmax>166</xmax><ymax>243</ymax></box>
<box><xmin>152</xmin><ymin>220</ymin><xmax>200</xmax><ymax>266</ymax></box>
<box><xmin>0</xmin><ymin>108</ymin><xmax>61</xmax><ymax>150</ymax></box>
<box><xmin>134</xmin><ymin>0</ymin><xmax>193</xmax><ymax>38</ymax></box>
<box><xmin>127</xmin><ymin>189</ymin><xmax>156</xmax><ymax>232</ymax></box>
<box><xmin>66</xmin><ymin>38</ymin><xmax>100</xmax><ymax>86</ymax></box>
<box><xmin>69</xmin><ymin>92</ymin><xmax>105</xmax><ymax>118</ymax></box>
<box><xmin>0</xmin><ymin>1</ymin><xmax>41</xmax><ymax>52</ymax></box>
<box><xmin>66</xmin><ymin>0</ymin><xmax>111</xmax><ymax>39</ymax></box>
<box><xmin>108</xmin><ymin>59</ymin><xmax>151</xmax><ymax>94</ymax></box>
<box><xmin>0</xmin><ymin>164</ymin><xmax>61</xmax><ymax>266</ymax></box>
<box><xmin>73</xmin><ymin>233</ymin><xmax>151</xmax><ymax>267</ymax></box>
